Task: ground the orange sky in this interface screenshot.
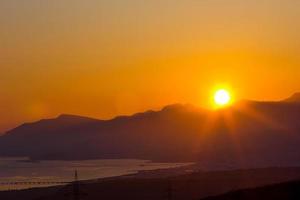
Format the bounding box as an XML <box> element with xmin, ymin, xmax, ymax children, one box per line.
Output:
<box><xmin>1</xmin><ymin>0</ymin><xmax>300</xmax><ymax>133</ymax></box>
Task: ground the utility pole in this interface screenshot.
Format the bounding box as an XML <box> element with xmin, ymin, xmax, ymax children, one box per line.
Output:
<box><xmin>73</xmin><ymin>170</ymin><xmax>80</xmax><ymax>200</ymax></box>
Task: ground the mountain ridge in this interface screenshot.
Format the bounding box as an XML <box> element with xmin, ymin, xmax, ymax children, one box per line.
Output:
<box><xmin>1</xmin><ymin>93</ymin><xmax>300</xmax><ymax>168</ymax></box>
<box><xmin>283</xmin><ymin>92</ymin><xmax>300</xmax><ymax>102</ymax></box>
<box><xmin>5</xmin><ymin>96</ymin><xmax>300</xmax><ymax>135</ymax></box>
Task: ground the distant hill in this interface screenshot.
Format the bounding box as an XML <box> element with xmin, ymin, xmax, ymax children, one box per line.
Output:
<box><xmin>283</xmin><ymin>92</ymin><xmax>300</xmax><ymax>102</ymax></box>
<box><xmin>1</xmin><ymin>93</ymin><xmax>300</xmax><ymax>169</ymax></box>
<box><xmin>0</xmin><ymin>104</ymin><xmax>207</xmax><ymax>161</ymax></box>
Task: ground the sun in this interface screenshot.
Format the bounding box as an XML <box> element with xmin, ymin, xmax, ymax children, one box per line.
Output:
<box><xmin>214</xmin><ymin>89</ymin><xmax>231</xmax><ymax>107</ymax></box>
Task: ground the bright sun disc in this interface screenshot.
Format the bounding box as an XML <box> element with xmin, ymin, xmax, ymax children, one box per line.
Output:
<box><xmin>214</xmin><ymin>89</ymin><xmax>231</xmax><ymax>106</ymax></box>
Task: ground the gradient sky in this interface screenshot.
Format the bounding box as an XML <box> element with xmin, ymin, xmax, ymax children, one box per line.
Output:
<box><xmin>1</xmin><ymin>0</ymin><xmax>300</xmax><ymax>133</ymax></box>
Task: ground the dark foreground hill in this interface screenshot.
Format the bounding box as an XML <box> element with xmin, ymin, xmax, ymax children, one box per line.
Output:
<box><xmin>1</xmin><ymin>167</ymin><xmax>300</xmax><ymax>200</ymax></box>
<box><xmin>201</xmin><ymin>179</ymin><xmax>300</xmax><ymax>200</ymax></box>
<box><xmin>1</xmin><ymin>93</ymin><xmax>300</xmax><ymax>168</ymax></box>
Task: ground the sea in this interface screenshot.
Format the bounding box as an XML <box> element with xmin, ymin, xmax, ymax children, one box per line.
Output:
<box><xmin>0</xmin><ymin>157</ymin><xmax>191</xmax><ymax>191</ymax></box>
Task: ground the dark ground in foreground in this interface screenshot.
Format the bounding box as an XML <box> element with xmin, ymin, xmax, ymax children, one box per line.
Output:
<box><xmin>202</xmin><ymin>180</ymin><xmax>300</xmax><ymax>200</ymax></box>
<box><xmin>2</xmin><ymin>167</ymin><xmax>300</xmax><ymax>200</ymax></box>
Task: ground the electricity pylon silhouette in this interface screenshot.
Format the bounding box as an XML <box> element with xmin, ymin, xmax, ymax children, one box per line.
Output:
<box><xmin>73</xmin><ymin>170</ymin><xmax>80</xmax><ymax>200</ymax></box>
<box><xmin>63</xmin><ymin>170</ymin><xmax>86</xmax><ymax>200</ymax></box>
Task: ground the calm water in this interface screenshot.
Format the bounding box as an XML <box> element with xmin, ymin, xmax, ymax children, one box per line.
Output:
<box><xmin>0</xmin><ymin>157</ymin><xmax>190</xmax><ymax>191</ymax></box>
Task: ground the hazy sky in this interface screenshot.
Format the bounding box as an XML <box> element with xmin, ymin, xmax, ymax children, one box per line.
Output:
<box><xmin>1</xmin><ymin>0</ymin><xmax>300</xmax><ymax>132</ymax></box>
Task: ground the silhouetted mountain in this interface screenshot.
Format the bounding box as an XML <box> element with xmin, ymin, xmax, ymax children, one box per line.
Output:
<box><xmin>1</xmin><ymin>94</ymin><xmax>300</xmax><ymax>169</ymax></box>
<box><xmin>0</xmin><ymin>104</ymin><xmax>205</xmax><ymax>161</ymax></box>
<box><xmin>283</xmin><ymin>92</ymin><xmax>300</xmax><ymax>102</ymax></box>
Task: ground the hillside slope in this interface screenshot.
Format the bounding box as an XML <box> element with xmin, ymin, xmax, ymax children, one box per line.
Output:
<box><xmin>1</xmin><ymin>94</ymin><xmax>300</xmax><ymax>168</ymax></box>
